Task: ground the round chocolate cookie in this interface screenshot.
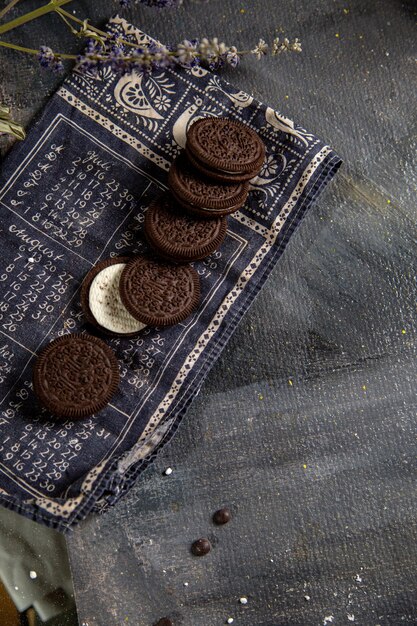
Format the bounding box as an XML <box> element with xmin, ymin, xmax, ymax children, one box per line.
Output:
<box><xmin>186</xmin><ymin>147</ymin><xmax>261</xmax><ymax>183</ymax></box>
<box><xmin>186</xmin><ymin>117</ymin><xmax>265</xmax><ymax>180</ymax></box>
<box><xmin>33</xmin><ymin>334</ymin><xmax>119</xmax><ymax>419</ymax></box>
<box><xmin>80</xmin><ymin>256</ymin><xmax>146</xmax><ymax>337</ymax></box>
<box><xmin>144</xmin><ymin>194</ymin><xmax>227</xmax><ymax>262</ymax></box>
<box><xmin>168</xmin><ymin>153</ymin><xmax>249</xmax><ymax>216</ymax></box>
<box><xmin>170</xmin><ymin>193</ymin><xmax>247</xmax><ymax>219</ymax></box>
<box><xmin>120</xmin><ymin>256</ymin><xmax>200</xmax><ymax>327</ymax></box>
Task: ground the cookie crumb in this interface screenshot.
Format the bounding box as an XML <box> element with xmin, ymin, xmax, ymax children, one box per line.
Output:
<box><xmin>29</xmin><ymin>571</ymin><xmax>37</xmax><ymax>579</ymax></box>
<box><xmin>239</xmin><ymin>596</ymin><xmax>248</xmax><ymax>605</ymax></box>
<box><xmin>164</xmin><ymin>467</ymin><xmax>173</xmax><ymax>476</ymax></box>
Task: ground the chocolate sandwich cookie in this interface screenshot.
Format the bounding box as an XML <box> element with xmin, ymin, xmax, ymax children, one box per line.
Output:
<box><xmin>120</xmin><ymin>256</ymin><xmax>200</xmax><ymax>327</ymax></box>
<box><xmin>80</xmin><ymin>256</ymin><xmax>146</xmax><ymax>337</ymax></box>
<box><xmin>186</xmin><ymin>148</ymin><xmax>260</xmax><ymax>183</ymax></box>
<box><xmin>186</xmin><ymin>117</ymin><xmax>265</xmax><ymax>182</ymax></box>
<box><xmin>33</xmin><ymin>333</ymin><xmax>119</xmax><ymax>419</ymax></box>
<box><xmin>168</xmin><ymin>153</ymin><xmax>249</xmax><ymax>217</ymax></box>
<box><xmin>144</xmin><ymin>194</ymin><xmax>227</xmax><ymax>263</ymax></box>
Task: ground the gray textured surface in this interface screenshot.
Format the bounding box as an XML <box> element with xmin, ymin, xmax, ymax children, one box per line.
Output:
<box><xmin>1</xmin><ymin>1</ymin><xmax>416</xmax><ymax>625</ymax></box>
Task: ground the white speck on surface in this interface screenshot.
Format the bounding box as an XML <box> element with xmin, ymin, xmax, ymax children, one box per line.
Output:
<box><xmin>164</xmin><ymin>467</ymin><xmax>173</xmax><ymax>475</ymax></box>
<box><xmin>355</xmin><ymin>574</ymin><xmax>363</xmax><ymax>582</ymax></box>
<box><xmin>29</xmin><ymin>571</ymin><xmax>37</xmax><ymax>579</ymax></box>
<box><xmin>304</xmin><ymin>595</ymin><xmax>311</xmax><ymax>601</ymax></box>
<box><xmin>348</xmin><ymin>615</ymin><xmax>355</xmax><ymax>622</ymax></box>
<box><xmin>270</xmin><ymin>558</ymin><xmax>274</xmax><ymax>562</ymax></box>
<box><xmin>323</xmin><ymin>617</ymin><xmax>334</xmax><ymax>625</ymax></box>
<box><xmin>239</xmin><ymin>596</ymin><xmax>248</xmax><ymax>605</ymax></box>
<box><xmin>227</xmin><ymin>619</ymin><xmax>234</xmax><ymax>624</ymax></box>
<box><xmin>28</xmin><ymin>258</ymin><xmax>35</xmax><ymax>263</ymax></box>
<box><xmin>14</xmin><ymin>586</ymin><xmax>19</xmax><ymax>591</ymax></box>
<box><xmin>162</xmin><ymin>569</ymin><xmax>167</xmax><ymax>573</ymax></box>
<box><xmin>184</xmin><ymin>582</ymin><xmax>189</xmax><ymax>587</ymax></box>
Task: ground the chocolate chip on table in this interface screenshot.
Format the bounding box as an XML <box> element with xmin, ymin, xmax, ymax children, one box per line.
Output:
<box><xmin>213</xmin><ymin>507</ymin><xmax>232</xmax><ymax>525</ymax></box>
<box><xmin>191</xmin><ymin>537</ymin><xmax>211</xmax><ymax>556</ymax></box>
<box><xmin>154</xmin><ymin>619</ymin><xmax>173</xmax><ymax>626</ymax></box>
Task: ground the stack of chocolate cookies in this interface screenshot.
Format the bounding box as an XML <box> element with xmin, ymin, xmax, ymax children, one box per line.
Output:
<box><xmin>78</xmin><ymin>116</ymin><xmax>266</xmax><ymax>340</ymax></box>
<box><xmin>32</xmin><ymin>117</ymin><xmax>265</xmax><ymax>419</ymax></box>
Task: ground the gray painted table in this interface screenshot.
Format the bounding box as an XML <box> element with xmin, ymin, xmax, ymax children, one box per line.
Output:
<box><xmin>1</xmin><ymin>1</ymin><xmax>416</xmax><ymax>625</ymax></box>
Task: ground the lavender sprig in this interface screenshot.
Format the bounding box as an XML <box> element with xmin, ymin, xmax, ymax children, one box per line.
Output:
<box><xmin>37</xmin><ymin>46</ymin><xmax>64</xmax><ymax>73</ymax></box>
<box><xmin>119</xmin><ymin>0</ymin><xmax>183</xmax><ymax>7</ymax></box>
<box><xmin>69</xmin><ymin>36</ymin><xmax>302</xmax><ymax>76</ymax></box>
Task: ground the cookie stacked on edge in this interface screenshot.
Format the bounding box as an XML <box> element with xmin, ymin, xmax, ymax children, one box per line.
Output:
<box><xmin>32</xmin><ymin>117</ymin><xmax>265</xmax><ymax>419</ymax></box>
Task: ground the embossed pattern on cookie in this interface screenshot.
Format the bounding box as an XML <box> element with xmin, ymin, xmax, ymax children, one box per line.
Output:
<box><xmin>186</xmin><ymin>117</ymin><xmax>265</xmax><ymax>177</ymax></box>
<box><xmin>33</xmin><ymin>334</ymin><xmax>120</xmax><ymax>419</ymax></box>
<box><xmin>168</xmin><ymin>153</ymin><xmax>249</xmax><ymax>212</ymax></box>
<box><xmin>145</xmin><ymin>195</ymin><xmax>227</xmax><ymax>262</ymax></box>
<box><xmin>120</xmin><ymin>256</ymin><xmax>200</xmax><ymax>327</ymax></box>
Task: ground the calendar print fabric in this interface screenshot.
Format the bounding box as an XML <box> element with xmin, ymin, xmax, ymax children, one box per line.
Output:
<box><xmin>0</xmin><ymin>17</ymin><xmax>341</xmax><ymax>531</ymax></box>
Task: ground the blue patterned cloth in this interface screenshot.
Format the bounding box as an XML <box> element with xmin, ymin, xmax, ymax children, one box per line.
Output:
<box><xmin>0</xmin><ymin>17</ymin><xmax>341</xmax><ymax>531</ymax></box>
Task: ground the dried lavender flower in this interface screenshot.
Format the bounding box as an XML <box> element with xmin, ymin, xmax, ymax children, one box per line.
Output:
<box><xmin>37</xmin><ymin>46</ymin><xmax>64</xmax><ymax>73</ymax></box>
<box><xmin>175</xmin><ymin>39</ymin><xmax>200</xmax><ymax>67</ymax></box>
<box><xmin>225</xmin><ymin>46</ymin><xmax>240</xmax><ymax>68</ymax></box>
<box><xmin>198</xmin><ymin>37</ymin><xmax>228</xmax><ymax>70</ymax></box>
<box><xmin>37</xmin><ymin>28</ymin><xmax>301</xmax><ymax>78</ymax></box>
<box><xmin>272</xmin><ymin>37</ymin><xmax>302</xmax><ymax>54</ymax></box>
<box><xmin>119</xmin><ymin>0</ymin><xmax>183</xmax><ymax>7</ymax></box>
<box><xmin>251</xmin><ymin>39</ymin><xmax>268</xmax><ymax>60</ymax></box>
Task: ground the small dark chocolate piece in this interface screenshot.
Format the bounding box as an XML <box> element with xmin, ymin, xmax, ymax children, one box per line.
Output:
<box><xmin>213</xmin><ymin>507</ymin><xmax>232</xmax><ymax>525</ymax></box>
<box><xmin>191</xmin><ymin>538</ymin><xmax>211</xmax><ymax>557</ymax></box>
